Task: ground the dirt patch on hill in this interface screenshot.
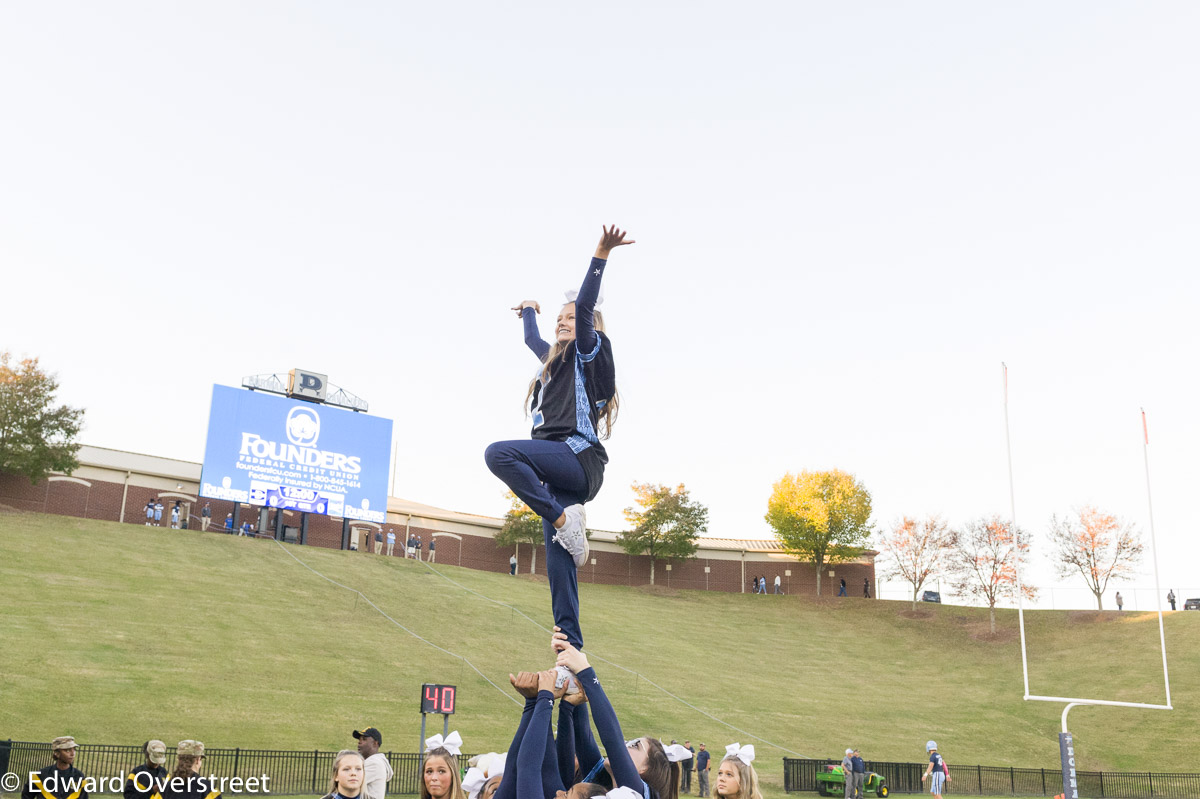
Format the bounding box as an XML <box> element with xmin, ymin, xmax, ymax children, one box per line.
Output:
<box><xmin>897</xmin><ymin>609</ymin><xmax>935</xmax><ymax>621</ymax></box>
<box><xmin>519</xmin><ymin>573</ymin><xmax>548</xmax><ymax>584</ymax></box>
<box><xmin>970</xmin><ymin>626</ymin><xmax>1017</xmax><ymax>643</ymax></box>
<box><xmin>1068</xmin><ymin>610</ymin><xmax>1117</xmax><ymax>623</ymax></box>
<box><xmin>635</xmin><ymin>584</ymin><xmax>681</xmax><ymax>598</ymax></box>
<box><xmin>0</xmin><ymin>502</ymin><xmax>24</xmax><ymax>514</ymax></box>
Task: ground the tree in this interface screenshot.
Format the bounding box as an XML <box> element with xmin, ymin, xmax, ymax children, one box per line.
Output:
<box><xmin>1048</xmin><ymin>506</ymin><xmax>1143</xmax><ymax>610</ymax></box>
<box><xmin>765</xmin><ymin>469</ymin><xmax>873</xmax><ymax>595</ymax></box>
<box><xmin>948</xmin><ymin>515</ymin><xmax>1036</xmax><ymax>633</ymax></box>
<box><xmin>0</xmin><ymin>352</ymin><xmax>85</xmax><ymax>483</ymax></box>
<box><xmin>877</xmin><ymin>515</ymin><xmax>954</xmax><ymax>609</ymax></box>
<box><xmin>494</xmin><ymin>491</ymin><xmax>544</xmax><ymax>575</ymax></box>
<box><xmin>619</xmin><ymin>482</ymin><xmax>707</xmax><ymax>585</ymax></box>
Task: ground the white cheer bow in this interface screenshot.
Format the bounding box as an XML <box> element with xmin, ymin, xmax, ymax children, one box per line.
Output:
<box><xmin>725</xmin><ymin>743</ymin><xmax>755</xmax><ymax>765</ymax></box>
<box><xmin>605</xmin><ymin>789</ymin><xmax>642</xmax><ymax>799</ymax></box>
<box><xmin>663</xmin><ymin>744</ymin><xmax>693</xmax><ymax>763</ymax></box>
<box><xmin>564</xmin><ymin>289</ymin><xmax>604</xmax><ymax>307</ymax></box>
<box><xmin>425</xmin><ymin>731</ymin><xmax>463</xmax><ymax>756</ymax></box>
<box><xmin>461</xmin><ymin>767</ymin><xmax>487</xmax><ymax>799</ymax></box>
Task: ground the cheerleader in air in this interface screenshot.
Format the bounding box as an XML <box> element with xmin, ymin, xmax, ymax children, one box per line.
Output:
<box><xmin>485</xmin><ymin>225</ymin><xmax>633</xmax><ymax>651</ymax></box>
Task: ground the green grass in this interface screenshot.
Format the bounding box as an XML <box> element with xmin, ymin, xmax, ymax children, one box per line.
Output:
<box><xmin>2</xmin><ymin>512</ymin><xmax>1197</xmax><ymax>798</ymax></box>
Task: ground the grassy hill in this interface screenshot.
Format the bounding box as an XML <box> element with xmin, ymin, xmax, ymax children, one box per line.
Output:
<box><xmin>2</xmin><ymin>511</ymin><xmax>1197</xmax><ymax>796</ymax></box>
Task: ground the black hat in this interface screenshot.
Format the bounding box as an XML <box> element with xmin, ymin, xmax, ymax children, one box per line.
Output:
<box><xmin>353</xmin><ymin>728</ymin><xmax>382</xmax><ymax>744</ymax></box>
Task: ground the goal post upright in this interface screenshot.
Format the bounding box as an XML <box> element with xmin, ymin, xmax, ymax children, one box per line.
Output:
<box><xmin>1001</xmin><ymin>367</ymin><xmax>1172</xmax><ymax>799</ymax></box>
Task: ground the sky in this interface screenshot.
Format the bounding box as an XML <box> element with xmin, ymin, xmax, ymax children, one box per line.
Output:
<box><xmin>2</xmin><ymin>2</ymin><xmax>1198</xmax><ymax>612</ymax></box>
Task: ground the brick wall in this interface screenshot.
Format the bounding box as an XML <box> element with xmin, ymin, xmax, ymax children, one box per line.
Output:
<box><xmin>0</xmin><ymin>472</ymin><xmax>875</xmax><ymax>595</ymax></box>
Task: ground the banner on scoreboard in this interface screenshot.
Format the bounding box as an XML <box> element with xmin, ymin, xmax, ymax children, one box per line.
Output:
<box><xmin>199</xmin><ymin>384</ymin><xmax>392</xmax><ymax>523</ymax></box>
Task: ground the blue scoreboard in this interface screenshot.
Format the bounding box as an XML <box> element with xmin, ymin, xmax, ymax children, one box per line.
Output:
<box><xmin>199</xmin><ymin>385</ymin><xmax>392</xmax><ymax>523</ymax></box>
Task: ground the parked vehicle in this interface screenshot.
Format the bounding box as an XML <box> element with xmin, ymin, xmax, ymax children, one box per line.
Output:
<box><xmin>922</xmin><ymin>590</ymin><xmax>942</xmax><ymax>603</ymax></box>
<box><xmin>1184</xmin><ymin>597</ymin><xmax>1200</xmax><ymax>611</ymax></box>
<box><xmin>815</xmin><ymin>764</ymin><xmax>889</xmax><ymax>797</ymax></box>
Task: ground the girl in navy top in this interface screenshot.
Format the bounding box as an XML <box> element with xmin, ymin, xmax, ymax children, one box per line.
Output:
<box><xmin>485</xmin><ymin>225</ymin><xmax>633</xmax><ymax>652</ymax></box>
<box><xmin>553</xmin><ymin>631</ymin><xmax>681</xmax><ymax>799</ymax></box>
<box><xmin>493</xmin><ymin>670</ymin><xmax>606</xmax><ymax>799</ymax></box>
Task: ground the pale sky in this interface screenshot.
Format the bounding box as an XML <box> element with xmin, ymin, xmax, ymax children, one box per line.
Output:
<box><xmin>3</xmin><ymin>2</ymin><xmax>1197</xmax><ymax>612</ymax></box>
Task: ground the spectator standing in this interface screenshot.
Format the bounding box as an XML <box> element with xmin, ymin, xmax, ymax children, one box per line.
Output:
<box><xmin>145</xmin><ymin>500</ymin><xmax>155</xmax><ymax>526</ymax></box>
<box><xmin>1116</xmin><ymin>591</ymin><xmax>1124</xmax><ymax>611</ymax></box>
<box><xmin>773</xmin><ymin>575</ymin><xmax>782</xmax><ymax>595</ymax></box>
<box><xmin>200</xmin><ymin>502</ymin><xmax>212</xmax><ymax>531</ymax></box>
<box><xmin>154</xmin><ymin>500</ymin><xmax>164</xmax><ymax>527</ymax></box>
<box><xmin>353</xmin><ymin>727</ymin><xmax>393</xmax><ymax>799</ymax></box>
<box><xmin>170</xmin><ymin>502</ymin><xmax>181</xmax><ymax>529</ymax></box>
<box><xmin>863</xmin><ymin>579</ymin><xmax>871</xmax><ymax>599</ymax></box>
<box><xmin>696</xmin><ymin>743</ymin><xmax>711</xmax><ymax>798</ymax></box>
<box><xmin>240</xmin><ymin>522</ymin><xmax>251</xmax><ymax>537</ymax></box>
<box><xmin>509</xmin><ymin>554</ymin><xmax>517</xmax><ymax>575</ymax></box>
<box><xmin>838</xmin><ymin>578</ymin><xmax>847</xmax><ymax>597</ymax></box>
<box><xmin>428</xmin><ymin>537</ymin><xmax>437</xmax><ymax>563</ymax></box>
<box><xmin>374</xmin><ymin>530</ymin><xmax>384</xmax><ymax>555</ymax></box>
<box><xmin>840</xmin><ymin>749</ymin><xmax>854</xmax><ymax>799</ymax></box>
<box><xmin>407</xmin><ymin>535</ymin><xmax>415</xmax><ymax>559</ymax></box>
<box><xmin>681</xmin><ymin>741</ymin><xmax>695</xmax><ymax>794</ymax></box>
<box><xmin>386</xmin><ymin>529</ymin><xmax>396</xmax><ymax>556</ymax></box>
<box><xmin>161</xmin><ymin>740</ymin><xmax>220</xmax><ymax>799</ymax></box>
<box><xmin>224</xmin><ymin>513</ymin><xmax>233</xmax><ymax>533</ymax></box>
<box><xmin>850</xmin><ymin>749</ymin><xmax>866</xmax><ymax>799</ymax></box>
<box><xmin>124</xmin><ymin>740</ymin><xmax>168</xmax><ymax>799</ymax></box>
<box><xmin>23</xmin><ymin>736</ymin><xmax>88</xmax><ymax>799</ymax></box>
<box><xmin>415</xmin><ymin>535</ymin><xmax>423</xmax><ymax>561</ymax></box>
<box><xmin>921</xmin><ymin>741</ymin><xmax>949</xmax><ymax>799</ymax></box>
<box><xmin>1168</xmin><ymin>589</ymin><xmax>1176</xmax><ymax>611</ymax></box>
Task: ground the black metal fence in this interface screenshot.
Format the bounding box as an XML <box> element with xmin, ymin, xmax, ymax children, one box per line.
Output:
<box><xmin>783</xmin><ymin>758</ymin><xmax>1200</xmax><ymax>798</ymax></box>
<box><xmin>0</xmin><ymin>741</ymin><xmax>430</xmax><ymax>796</ymax></box>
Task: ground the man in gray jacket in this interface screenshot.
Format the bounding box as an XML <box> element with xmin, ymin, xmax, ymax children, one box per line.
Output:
<box><xmin>841</xmin><ymin>749</ymin><xmax>855</xmax><ymax>799</ymax></box>
<box><xmin>354</xmin><ymin>727</ymin><xmax>393</xmax><ymax>799</ymax></box>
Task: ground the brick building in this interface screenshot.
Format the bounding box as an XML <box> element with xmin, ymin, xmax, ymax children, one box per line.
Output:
<box><xmin>0</xmin><ymin>444</ymin><xmax>877</xmax><ymax>595</ymax></box>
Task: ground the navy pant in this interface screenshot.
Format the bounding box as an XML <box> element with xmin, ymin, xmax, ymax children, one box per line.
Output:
<box><xmin>485</xmin><ymin>439</ymin><xmax>587</xmax><ymax>649</ymax></box>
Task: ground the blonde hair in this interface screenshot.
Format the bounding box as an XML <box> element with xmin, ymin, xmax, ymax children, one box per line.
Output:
<box><xmin>524</xmin><ymin>306</ymin><xmax>619</xmax><ymax>438</ymax></box>
<box><xmin>715</xmin><ymin>756</ymin><xmax>762</xmax><ymax>799</ymax></box>
<box><xmin>420</xmin><ymin>749</ymin><xmax>463</xmax><ymax>799</ymax></box>
<box><xmin>326</xmin><ymin>750</ymin><xmax>366</xmax><ymax>798</ymax></box>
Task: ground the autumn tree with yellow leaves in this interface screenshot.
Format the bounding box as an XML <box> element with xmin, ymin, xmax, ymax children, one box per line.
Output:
<box><xmin>765</xmin><ymin>469</ymin><xmax>873</xmax><ymax>595</ymax></box>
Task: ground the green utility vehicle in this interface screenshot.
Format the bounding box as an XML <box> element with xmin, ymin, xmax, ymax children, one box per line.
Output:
<box><xmin>814</xmin><ymin>764</ymin><xmax>890</xmax><ymax>797</ymax></box>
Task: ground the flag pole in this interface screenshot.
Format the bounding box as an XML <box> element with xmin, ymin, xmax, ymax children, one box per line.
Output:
<box><xmin>1003</xmin><ymin>362</ymin><xmax>1031</xmax><ymax>698</ymax></box>
<box><xmin>1142</xmin><ymin>409</ymin><xmax>1173</xmax><ymax>709</ymax></box>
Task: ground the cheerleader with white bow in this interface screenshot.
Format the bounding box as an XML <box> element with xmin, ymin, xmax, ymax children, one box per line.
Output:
<box><xmin>422</xmin><ymin>731</ymin><xmax>465</xmax><ymax>799</ymax></box>
<box><xmin>713</xmin><ymin>745</ymin><xmax>762</xmax><ymax>799</ymax></box>
<box><xmin>463</xmin><ymin>753</ymin><xmax>506</xmax><ymax>799</ymax></box>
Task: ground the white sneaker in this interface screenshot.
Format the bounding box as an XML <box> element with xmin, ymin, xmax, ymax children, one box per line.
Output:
<box><xmin>555</xmin><ymin>664</ymin><xmax>580</xmax><ymax>695</ymax></box>
<box><xmin>552</xmin><ymin>504</ymin><xmax>589</xmax><ymax>568</ymax></box>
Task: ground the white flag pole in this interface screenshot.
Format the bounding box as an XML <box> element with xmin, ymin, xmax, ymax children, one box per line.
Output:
<box><xmin>1003</xmin><ymin>362</ymin><xmax>1031</xmax><ymax>698</ymax></box>
<box><xmin>1142</xmin><ymin>409</ymin><xmax>1173</xmax><ymax>709</ymax></box>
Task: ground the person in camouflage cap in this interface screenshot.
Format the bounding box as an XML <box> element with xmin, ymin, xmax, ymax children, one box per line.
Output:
<box><xmin>161</xmin><ymin>741</ymin><xmax>220</xmax><ymax>799</ymax></box>
<box><xmin>22</xmin><ymin>737</ymin><xmax>88</xmax><ymax>799</ymax></box>
<box><xmin>124</xmin><ymin>741</ymin><xmax>168</xmax><ymax>799</ymax></box>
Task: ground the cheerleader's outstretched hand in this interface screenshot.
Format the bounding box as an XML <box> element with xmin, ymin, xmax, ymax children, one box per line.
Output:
<box><xmin>538</xmin><ymin>668</ymin><xmax>566</xmax><ymax>699</ymax></box>
<box><xmin>510</xmin><ymin>671</ymin><xmax>540</xmax><ymax>699</ymax></box>
<box><xmin>595</xmin><ymin>225</ymin><xmax>635</xmax><ymax>259</ymax></box>
<box><xmin>511</xmin><ymin>300</ymin><xmax>541</xmax><ymax>318</ymax></box>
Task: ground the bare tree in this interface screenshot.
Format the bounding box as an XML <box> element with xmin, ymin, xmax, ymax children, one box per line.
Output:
<box><xmin>877</xmin><ymin>515</ymin><xmax>954</xmax><ymax>609</ymax></box>
<box><xmin>1048</xmin><ymin>506</ymin><xmax>1143</xmax><ymax>610</ymax></box>
<box><xmin>949</xmin><ymin>515</ymin><xmax>1036</xmax><ymax>633</ymax></box>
